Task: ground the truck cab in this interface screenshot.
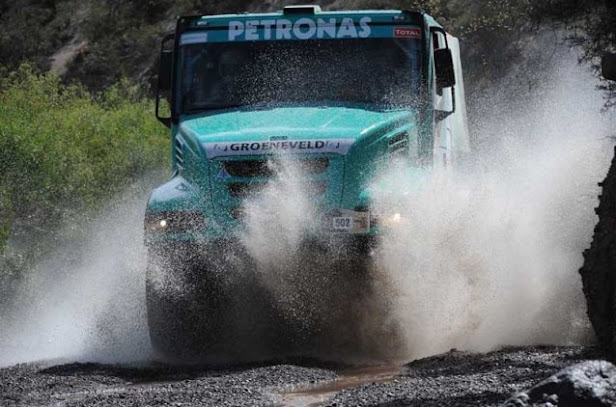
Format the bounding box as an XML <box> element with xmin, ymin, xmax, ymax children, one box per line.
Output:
<box><xmin>145</xmin><ymin>5</ymin><xmax>468</xmax><ymax>246</ymax></box>
<box><xmin>144</xmin><ymin>6</ymin><xmax>469</xmax><ymax>359</ymax></box>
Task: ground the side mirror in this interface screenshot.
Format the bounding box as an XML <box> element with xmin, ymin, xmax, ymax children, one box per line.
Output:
<box><xmin>158</xmin><ymin>50</ymin><xmax>173</xmax><ymax>91</ymax></box>
<box><xmin>602</xmin><ymin>53</ymin><xmax>616</xmax><ymax>81</ymax></box>
<box><xmin>434</xmin><ymin>48</ymin><xmax>455</xmax><ymax>89</ymax></box>
<box><xmin>156</xmin><ymin>33</ymin><xmax>175</xmax><ymax>128</ymax></box>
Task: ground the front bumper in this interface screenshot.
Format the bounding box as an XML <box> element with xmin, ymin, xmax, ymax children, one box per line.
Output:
<box><xmin>144</xmin><ymin>208</ymin><xmax>374</xmax><ymax>244</ymax></box>
<box><xmin>145</xmin><ymin>233</ymin><xmax>378</xmax><ymax>265</ymax></box>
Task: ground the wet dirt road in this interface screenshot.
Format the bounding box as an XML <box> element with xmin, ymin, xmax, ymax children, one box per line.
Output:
<box><xmin>0</xmin><ymin>345</ymin><xmax>603</xmax><ymax>407</ymax></box>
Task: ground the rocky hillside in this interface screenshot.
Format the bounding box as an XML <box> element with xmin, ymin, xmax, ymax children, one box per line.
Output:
<box><xmin>0</xmin><ymin>0</ymin><xmax>550</xmax><ymax>96</ymax></box>
<box><xmin>1</xmin><ymin>1</ymin><xmax>256</xmax><ymax>90</ymax></box>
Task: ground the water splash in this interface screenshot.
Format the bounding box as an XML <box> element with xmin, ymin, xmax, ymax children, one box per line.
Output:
<box><xmin>1</xmin><ymin>49</ymin><xmax>613</xmax><ymax>368</ymax></box>
<box><xmin>0</xmin><ymin>190</ymin><xmax>152</xmax><ymax>367</ymax></box>
<box><xmin>372</xmin><ymin>52</ymin><xmax>614</xmax><ymax>359</ymax></box>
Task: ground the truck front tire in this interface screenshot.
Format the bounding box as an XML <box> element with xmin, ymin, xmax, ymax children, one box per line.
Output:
<box><xmin>145</xmin><ymin>242</ymin><xmax>228</xmax><ymax>361</ymax></box>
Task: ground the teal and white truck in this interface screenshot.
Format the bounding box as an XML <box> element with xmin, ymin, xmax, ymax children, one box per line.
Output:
<box><xmin>145</xmin><ymin>5</ymin><xmax>469</xmax><ymax>358</ymax></box>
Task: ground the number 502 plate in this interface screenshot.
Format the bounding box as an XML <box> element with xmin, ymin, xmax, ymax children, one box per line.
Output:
<box><xmin>325</xmin><ymin>209</ymin><xmax>370</xmax><ymax>234</ymax></box>
<box><xmin>332</xmin><ymin>217</ymin><xmax>353</xmax><ymax>230</ymax></box>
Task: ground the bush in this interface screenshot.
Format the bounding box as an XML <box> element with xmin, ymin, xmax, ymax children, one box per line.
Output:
<box><xmin>0</xmin><ymin>64</ymin><xmax>169</xmax><ymax>253</ymax></box>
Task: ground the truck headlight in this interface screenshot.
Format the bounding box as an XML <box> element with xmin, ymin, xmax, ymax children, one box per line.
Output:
<box><xmin>371</xmin><ymin>212</ymin><xmax>406</xmax><ymax>228</ymax></box>
<box><xmin>144</xmin><ymin>211</ymin><xmax>205</xmax><ymax>233</ymax></box>
<box><xmin>381</xmin><ymin>213</ymin><xmax>405</xmax><ymax>227</ymax></box>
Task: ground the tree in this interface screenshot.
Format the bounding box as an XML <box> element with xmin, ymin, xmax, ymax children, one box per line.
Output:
<box><xmin>533</xmin><ymin>0</ymin><xmax>615</xmax><ymax>106</ymax></box>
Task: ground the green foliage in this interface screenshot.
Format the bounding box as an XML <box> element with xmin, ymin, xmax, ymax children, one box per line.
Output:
<box><xmin>0</xmin><ymin>64</ymin><xmax>169</xmax><ymax>252</ymax></box>
<box><xmin>0</xmin><ymin>220</ymin><xmax>8</xmax><ymax>254</ymax></box>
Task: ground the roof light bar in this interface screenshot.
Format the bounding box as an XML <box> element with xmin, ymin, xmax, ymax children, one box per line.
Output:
<box><xmin>283</xmin><ymin>5</ymin><xmax>322</xmax><ymax>15</ymax></box>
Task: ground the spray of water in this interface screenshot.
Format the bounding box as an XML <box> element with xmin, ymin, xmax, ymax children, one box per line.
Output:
<box><xmin>0</xmin><ymin>189</ymin><xmax>152</xmax><ymax>367</ymax></box>
<box><xmin>238</xmin><ymin>52</ymin><xmax>615</xmax><ymax>362</ymax></box>
<box><xmin>371</xmin><ymin>52</ymin><xmax>614</xmax><ymax>359</ymax></box>
<box><xmin>0</xmin><ymin>50</ymin><xmax>614</xmax><ymax>367</ymax></box>
<box><xmin>238</xmin><ymin>161</ymin><xmax>402</xmax><ymax>362</ymax></box>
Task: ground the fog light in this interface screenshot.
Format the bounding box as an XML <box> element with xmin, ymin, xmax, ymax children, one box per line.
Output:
<box><xmin>144</xmin><ymin>211</ymin><xmax>205</xmax><ymax>233</ymax></box>
<box><xmin>372</xmin><ymin>212</ymin><xmax>406</xmax><ymax>228</ymax></box>
<box><xmin>382</xmin><ymin>213</ymin><xmax>405</xmax><ymax>227</ymax></box>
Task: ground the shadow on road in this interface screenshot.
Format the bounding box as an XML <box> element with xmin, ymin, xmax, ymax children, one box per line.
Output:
<box><xmin>37</xmin><ymin>356</ymin><xmax>344</xmax><ymax>384</ymax></box>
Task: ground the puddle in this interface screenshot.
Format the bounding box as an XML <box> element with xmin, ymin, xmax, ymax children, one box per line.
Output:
<box><xmin>278</xmin><ymin>365</ymin><xmax>402</xmax><ymax>407</ymax></box>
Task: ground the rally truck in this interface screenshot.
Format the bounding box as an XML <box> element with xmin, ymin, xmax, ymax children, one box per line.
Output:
<box><xmin>144</xmin><ymin>5</ymin><xmax>470</xmax><ymax>359</ymax></box>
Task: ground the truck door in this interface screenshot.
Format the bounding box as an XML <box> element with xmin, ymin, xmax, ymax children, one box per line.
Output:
<box><xmin>431</xmin><ymin>29</ymin><xmax>454</xmax><ymax>170</ymax></box>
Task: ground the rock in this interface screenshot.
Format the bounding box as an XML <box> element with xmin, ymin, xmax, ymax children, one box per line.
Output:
<box><xmin>502</xmin><ymin>361</ymin><xmax>616</xmax><ymax>406</ymax></box>
<box><xmin>579</xmin><ymin>145</ymin><xmax>616</xmax><ymax>360</ymax></box>
<box><xmin>602</xmin><ymin>53</ymin><xmax>616</xmax><ymax>80</ymax></box>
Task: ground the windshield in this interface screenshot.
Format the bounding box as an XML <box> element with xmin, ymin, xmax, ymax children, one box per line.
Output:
<box><xmin>179</xmin><ymin>37</ymin><xmax>422</xmax><ymax>113</ymax></box>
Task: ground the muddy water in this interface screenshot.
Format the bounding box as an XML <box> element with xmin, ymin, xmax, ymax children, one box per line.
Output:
<box><xmin>278</xmin><ymin>365</ymin><xmax>402</xmax><ymax>407</ymax></box>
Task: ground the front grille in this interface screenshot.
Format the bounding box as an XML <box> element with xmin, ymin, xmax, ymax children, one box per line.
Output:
<box><xmin>224</xmin><ymin>160</ymin><xmax>272</xmax><ymax>178</ymax></box>
<box><xmin>302</xmin><ymin>180</ymin><xmax>327</xmax><ymax>196</ymax></box>
<box><xmin>299</xmin><ymin>158</ymin><xmax>330</xmax><ymax>174</ymax></box>
<box><xmin>228</xmin><ymin>182</ymin><xmax>267</xmax><ymax>198</ymax></box>
<box><xmin>227</xmin><ymin>180</ymin><xmax>327</xmax><ymax>199</ymax></box>
<box><xmin>220</xmin><ymin>157</ymin><xmax>335</xmax><ymax>222</ymax></box>
<box><xmin>222</xmin><ymin>158</ymin><xmax>330</xmax><ymax>178</ymax></box>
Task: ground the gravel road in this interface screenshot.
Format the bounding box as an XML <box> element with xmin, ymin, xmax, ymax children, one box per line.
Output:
<box><xmin>0</xmin><ymin>345</ymin><xmax>604</xmax><ymax>407</ymax></box>
<box><xmin>326</xmin><ymin>346</ymin><xmax>604</xmax><ymax>407</ymax></box>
